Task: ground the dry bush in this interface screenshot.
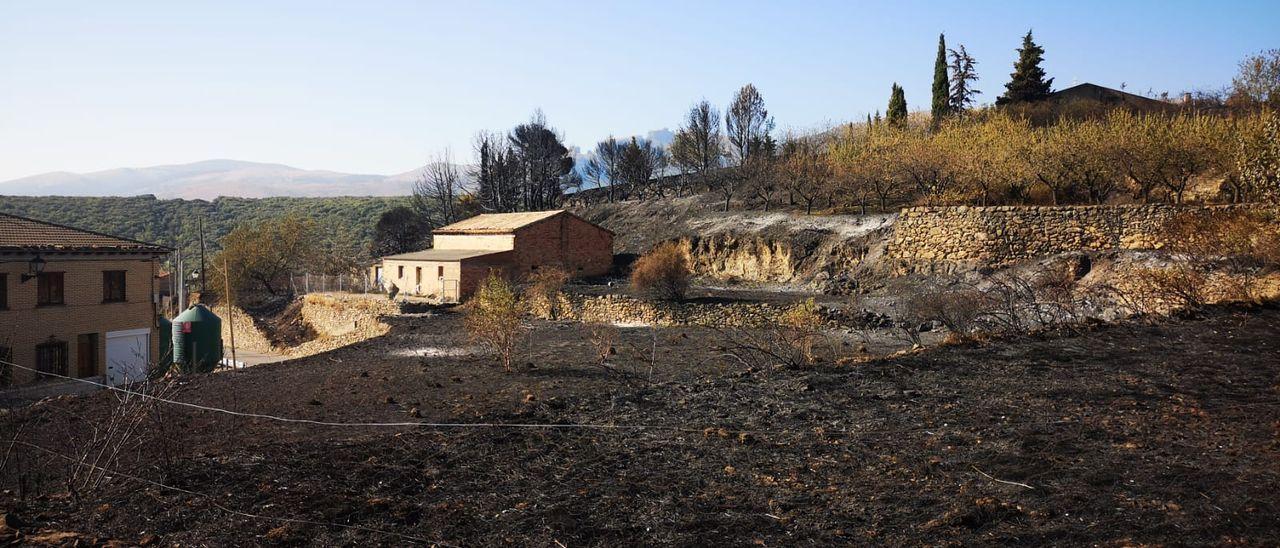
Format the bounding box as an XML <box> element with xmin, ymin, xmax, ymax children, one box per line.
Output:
<box><xmin>586</xmin><ymin>322</ymin><xmax>619</xmax><ymax>368</ymax></box>
<box><xmin>525</xmin><ymin>266</ymin><xmax>571</xmax><ymax>320</ymax></box>
<box><xmin>894</xmin><ymin>280</ymin><xmax>986</xmax><ymax>343</ymax></box>
<box><xmin>777</xmin><ymin>299</ymin><xmax>826</xmax><ymax>364</ymax></box>
<box><xmin>1129</xmin><ymin>264</ymin><xmax>1211</xmax><ymax>313</ymax></box>
<box><xmin>464</xmin><ymin>272</ymin><xmax>524</xmax><ymax>372</ymax></box>
<box><xmin>718</xmin><ymin>300</ymin><xmax>832</xmax><ymax>369</ymax></box>
<box><xmin>631</xmin><ymin>242</ymin><xmax>692</xmax><ymax>301</ymax></box>
<box><xmin>39</xmin><ymin>380</ymin><xmax>181</xmax><ymax>502</ymax></box>
<box><xmin>1161</xmin><ymin>209</ymin><xmax>1280</xmax><ymax>303</ymax></box>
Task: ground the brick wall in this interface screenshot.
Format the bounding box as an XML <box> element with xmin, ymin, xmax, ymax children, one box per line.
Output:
<box><xmin>0</xmin><ymin>254</ymin><xmax>161</xmax><ymax>385</ymax></box>
<box><xmin>510</xmin><ymin>214</ymin><xmax>613</xmax><ymax>278</ymax></box>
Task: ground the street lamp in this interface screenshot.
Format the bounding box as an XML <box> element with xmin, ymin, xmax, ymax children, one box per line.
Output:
<box><xmin>20</xmin><ymin>254</ymin><xmax>46</xmax><ymax>283</ymax></box>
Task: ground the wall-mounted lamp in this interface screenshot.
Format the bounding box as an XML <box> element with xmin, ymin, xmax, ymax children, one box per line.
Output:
<box><xmin>20</xmin><ymin>254</ymin><xmax>46</xmax><ymax>283</ymax></box>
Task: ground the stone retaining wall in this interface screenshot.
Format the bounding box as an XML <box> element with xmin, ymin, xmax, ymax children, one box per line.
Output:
<box><xmin>885</xmin><ymin>204</ymin><xmax>1271</xmax><ymax>267</ymax></box>
<box><xmin>529</xmin><ymin>293</ymin><xmax>861</xmax><ymax>329</ymax></box>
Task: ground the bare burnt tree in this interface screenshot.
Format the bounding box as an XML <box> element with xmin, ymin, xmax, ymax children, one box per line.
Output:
<box><xmin>725</xmin><ymin>84</ymin><xmax>775</xmax><ymax>166</ymax></box>
<box><xmin>472</xmin><ymin>130</ymin><xmax>521</xmax><ymax>213</ymax></box>
<box><xmin>617</xmin><ymin>137</ymin><xmax>667</xmax><ymax>198</ymax></box>
<box><xmin>671</xmin><ymin>100</ymin><xmax>724</xmax><ymax>195</ymax></box>
<box><xmin>412</xmin><ymin>149</ymin><xmax>464</xmax><ymax>228</ymax></box>
<box><xmin>583</xmin><ymin>136</ymin><xmax>625</xmax><ymax>202</ymax></box>
<box><xmin>509</xmin><ymin>110</ymin><xmax>575</xmax><ymax>211</ymax></box>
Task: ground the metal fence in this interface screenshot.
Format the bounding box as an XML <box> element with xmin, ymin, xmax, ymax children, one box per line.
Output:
<box><xmin>287</xmin><ymin>272</ymin><xmax>384</xmax><ymax>295</ymax></box>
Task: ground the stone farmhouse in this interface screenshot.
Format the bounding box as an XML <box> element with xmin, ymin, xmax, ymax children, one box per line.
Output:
<box><xmin>377</xmin><ymin>210</ymin><xmax>613</xmax><ymax>301</ymax></box>
<box><xmin>0</xmin><ymin>213</ymin><xmax>170</xmax><ymax>387</ymax></box>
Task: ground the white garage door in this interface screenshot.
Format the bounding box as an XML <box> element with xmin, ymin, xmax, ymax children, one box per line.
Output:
<box><xmin>106</xmin><ymin>328</ymin><xmax>151</xmax><ymax>386</ymax></box>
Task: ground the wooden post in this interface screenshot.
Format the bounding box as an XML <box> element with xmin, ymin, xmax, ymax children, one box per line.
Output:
<box><xmin>223</xmin><ymin>257</ymin><xmax>237</xmax><ymax>369</ymax></box>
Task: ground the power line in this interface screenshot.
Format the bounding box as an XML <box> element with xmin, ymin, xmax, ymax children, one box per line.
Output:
<box><xmin>4</xmin><ymin>357</ymin><xmax>1274</xmax><ymax>438</ymax></box>
<box><xmin>13</xmin><ymin>440</ymin><xmax>453</xmax><ymax>546</ymax></box>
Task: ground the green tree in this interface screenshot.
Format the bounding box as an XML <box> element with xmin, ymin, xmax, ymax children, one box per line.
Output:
<box><xmin>370</xmin><ymin>206</ymin><xmax>427</xmax><ymax>257</ymax></box>
<box><xmin>214</xmin><ymin>214</ymin><xmax>322</xmax><ymax>296</ymax></box>
<box><xmin>931</xmin><ymin>33</ymin><xmax>950</xmax><ymax>126</ymax></box>
<box><xmin>887</xmin><ymin>83</ymin><xmax>908</xmax><ymax>126</ymax></box>
<box><xmin>997</xmin><ymin>30</ymin><xmax>1053</xmax><ymax>105</ymax></box>
<box><xmin>948</xmin><ymin>45</ymin><xmax>981</xmax><ymax>113</ymax></box>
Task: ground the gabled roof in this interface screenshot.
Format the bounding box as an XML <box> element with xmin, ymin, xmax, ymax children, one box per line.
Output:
<box><xmin>433</xmin><ymin>210</ymin><xmax>612</xmax><ymax>235</ymax></box>
<box><xmin>0</xmin><ymin>212</ymin><xmax>171</xmax><ymax>254</ymax></box>
<box><xmin>382</xmin><ymin>249</ymin><xmax>509</xmax><ymax>262</ymax></box>
<box><xmin>1047</xmin><ymin>83</ymin><xmax>1175</xmax><ymax>111</ymax></box>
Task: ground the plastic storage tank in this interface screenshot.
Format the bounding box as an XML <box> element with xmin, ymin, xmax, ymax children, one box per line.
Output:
<box><xmin>172</xmin><ymin>304</ymin><xmax>223</xmax><ymax>373</ymax></box>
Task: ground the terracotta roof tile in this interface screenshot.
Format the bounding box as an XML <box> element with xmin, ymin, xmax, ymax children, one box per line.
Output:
<box><xmin>0</xmin><ymin>212</ymin><xmax>170</xmax><ymax>253</ymax></box>
<box><xmin>433</xmin><ymin>210</ymin><xmax>566</xmax><ymax>234</ymax></box>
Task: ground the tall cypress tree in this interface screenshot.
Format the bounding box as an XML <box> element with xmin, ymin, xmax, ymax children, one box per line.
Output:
<box><xmin>997</xmin><ymin>30</ymin><xmax>1054</xmax><ymax>105</ymax></box>
<box><xmin>931</xmin><ymin>33</ymin><xmax>950</xmax><ymax>126</ymax></box>
<box><xmin>887</xmin><ymin>84</ymin><xmax>908</xmax><ymax>126</ymax></box>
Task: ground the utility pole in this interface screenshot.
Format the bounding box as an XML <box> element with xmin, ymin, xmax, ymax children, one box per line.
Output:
<box><xmin>198</xmin><ymin>215</ymin><xmax>207</xmax><ymax>293</ymax></box>
<box><xmin>176</xmin><ymin>250</ymin><xmax>186</xmax><ymax>311</ymax></box>
<box><xmin>223</xmin><ymin>257</ymin><xmax>237</xmax><ymax>368</ymax></box>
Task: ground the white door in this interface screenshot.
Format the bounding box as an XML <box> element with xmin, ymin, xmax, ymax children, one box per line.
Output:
<box><xmin>106</xmin><ymin>328</ymin><xmax>151</xmax><ymax>386</ymax></box>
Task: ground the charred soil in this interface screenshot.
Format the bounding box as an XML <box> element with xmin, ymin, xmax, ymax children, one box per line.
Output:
<box><xmin>2</xmin><ymin>307</ymin><xmax>1279</xmax><ymax>546</ymax></box>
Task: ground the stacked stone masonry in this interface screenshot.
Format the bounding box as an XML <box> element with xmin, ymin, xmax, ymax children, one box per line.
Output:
<box><xmin>885</xmin><ymin>204</ymin><xmax>1275</xmax><ymax>267</ymax></box>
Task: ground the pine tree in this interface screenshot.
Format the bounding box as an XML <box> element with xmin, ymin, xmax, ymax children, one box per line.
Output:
<box><xmin>948</xmin><ymin>44</ymin><xmax>980</xmax><ymax>112</ymax></box>
<box><xmin>997</xmin><ymin>30</ymin><xmax>1053</xmax><ymax>105</ymax></box>
<box><xmin>887</xmin><ymin>83</ymin><xmax>908</xmax><ymax>126</ymax></box>
<box><xmin>931</xmin><ymin>33</ymin><xmax>950</xmax><ymax>126</ymax></box>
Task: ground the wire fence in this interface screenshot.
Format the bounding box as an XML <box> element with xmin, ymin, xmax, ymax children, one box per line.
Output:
<box><xmin>286</xmin><ymin>272</ymin><xmax>384</xmax><ymax>295</ymax></box>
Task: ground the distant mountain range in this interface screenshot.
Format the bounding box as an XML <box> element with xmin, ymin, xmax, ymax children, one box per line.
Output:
<box><xmin>0</xmin><ymin>159</ymin><xmax>466</xmax><ymax>200</ymax></box>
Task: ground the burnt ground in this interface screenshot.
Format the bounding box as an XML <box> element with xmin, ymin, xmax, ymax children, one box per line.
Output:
<box><xmin>2</xmin><ymin>306</ymin><xmax>1279</xmax><ymax>546</ymax></box>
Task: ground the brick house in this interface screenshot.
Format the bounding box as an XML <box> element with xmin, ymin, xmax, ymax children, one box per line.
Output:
<box><xmin>0</xmin><ymin>212</ymin><xmax>170</xmax><ymax>387</ymax></box>
<box><xmin>377</xmin><ymin>210</ymin><xmax>613</xmax><ymax>301</ymax></box>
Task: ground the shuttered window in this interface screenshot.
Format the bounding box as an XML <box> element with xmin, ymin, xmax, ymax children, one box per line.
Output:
<box><xmin>37</xmin><ymin>272</ymin><xmax>64</xmax><ymax>306</ymax></box>
<box><xmin>103</xmin><ymin>271</ymin><xmax>127</xmax><ymax>302</ymax></box>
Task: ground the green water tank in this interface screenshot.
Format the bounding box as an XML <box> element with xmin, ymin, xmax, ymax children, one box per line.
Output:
<box><xmin>172</xmin><ymin>304</ymin><xmax>223</xmax><ymax>374</ymax></box>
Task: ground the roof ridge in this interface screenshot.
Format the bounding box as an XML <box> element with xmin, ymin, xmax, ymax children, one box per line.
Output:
<box><xmin>0</xmin><ymin>211</ymin><xmax>171</xmax><ymax>251</ymax></box>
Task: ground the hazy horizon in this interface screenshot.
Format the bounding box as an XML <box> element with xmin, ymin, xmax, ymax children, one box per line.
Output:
<box><xmin>2</xmin><ymin>0</ymin><xmax>1277</xmax><ymax>182</ymax></box>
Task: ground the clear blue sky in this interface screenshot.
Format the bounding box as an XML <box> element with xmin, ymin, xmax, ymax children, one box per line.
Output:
<box><xmin>1</xmin><ymin>0</ymin><xmax>1276</xmax><ymax>181</ymax></box>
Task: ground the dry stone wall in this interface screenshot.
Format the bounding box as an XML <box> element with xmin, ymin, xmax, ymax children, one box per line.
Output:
<box><xmin>531</xmin><ymin>293</ymin><xmax>861</xmax><ymax>329</ymax></box>
<box><xmin>886</xmin><ymin>204</ymin><xmax>1272</xmax><ymax>268</ymax></box>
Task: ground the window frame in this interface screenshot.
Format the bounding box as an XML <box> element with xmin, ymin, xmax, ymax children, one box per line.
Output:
<box><xmin>37</xmin><ymin>271</ymin><xmax>65</xmax><ymax>306</ymax></box>
<box><xmin>102</xmin><ymin>270</ymin><xmax>127</xmax><ymax>303</ymax></box>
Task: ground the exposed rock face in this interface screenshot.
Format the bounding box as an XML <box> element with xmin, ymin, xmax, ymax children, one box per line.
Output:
<box><xmin>886</xmin><ymin>204</ymin><xmax>1277</xmax><ymax>271</ymax></box>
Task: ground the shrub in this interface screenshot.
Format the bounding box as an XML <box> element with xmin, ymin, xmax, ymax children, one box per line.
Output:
<box><xmin>1129</xmin><ymin>264</ymin><xmax>1210</xmax><ymax>313</ymax></box>
<box><xmin>777</xmin><ymin>298</ymin><xmax>826</xmax><ymax>364</ymax></box>
<box><xmin>897</xmin><ymin>280</ymin><xmax>986</xmax><ymax>340</ymax></box>
<box><xmin>525</xmin><ymin>266</ymin><xmax>571</xmax><ymax>319</ymax></box>
<box><xmin>717</xmin><ymin>301</ymin><xmax>831</xmax><ymax>369</ymax></box>
<box><xmin>631</xmin><ymin>242</ymin><xmax>692</xmax><ymax>301</ymax></box>
<box><xmin>464</xmin><ymin>272</ymin><xmax>524</xmax><ymax>372</ymax></box>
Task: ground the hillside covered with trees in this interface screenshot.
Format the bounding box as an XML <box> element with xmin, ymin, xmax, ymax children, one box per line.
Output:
<box><xmin>0</xmin><ymin>194</ymin><xmax>408</xmax><ymax>267</ymax></box>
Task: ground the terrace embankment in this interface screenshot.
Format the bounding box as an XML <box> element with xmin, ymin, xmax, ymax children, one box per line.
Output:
<box><xmin>214</xmin><ymin>293</ymin><xmax>396</xmax><ymax>359</ymax></box>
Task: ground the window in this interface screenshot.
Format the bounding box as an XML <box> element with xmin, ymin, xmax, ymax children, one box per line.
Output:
<box><xmin>0</xmin><ymin>273</ymin><xmax>7</xmax><ymax>309</ymax></box>
<box><xmin>37</xmin><ymin>272</ymin><xmax>64</xmax><ymax>306</ymax></box>
<box><xmin>397</xmin><ymin>265</ymin><xmax>404</xmax><ymax>278</ymax></box>
<box><xmin>415</xmin><ymin>267</ymin><xmax>422</xmax><ymax>285</ymax></box>
<box><xmin>437</xmin><ymin>266</ymin><xmax>444</xmax><ymax>278</ymax></box>
<box><xmin>36</xmin><ymin>340</ymin><xmax>68</xmax><ymax>379</ymax></box>
<box><xmin>103</xmin><ymin>270</ymin><xmax>126</xmax><ymax>302</ymax></box>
